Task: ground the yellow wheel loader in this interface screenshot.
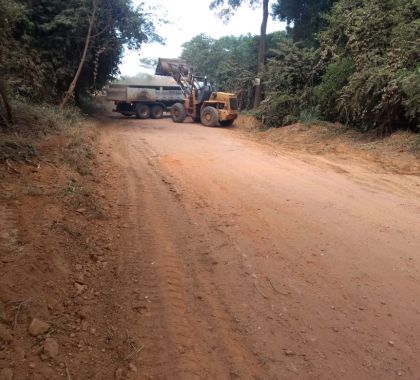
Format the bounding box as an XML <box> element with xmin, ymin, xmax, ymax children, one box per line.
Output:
<box><xmin>155</xmin><ymin>58</ymin><xmax>239</xmax><ymax>127</ymax></box>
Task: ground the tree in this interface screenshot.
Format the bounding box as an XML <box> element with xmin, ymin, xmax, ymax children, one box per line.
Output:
<box><xmin>210</xmin><ymin>0</ymin><xmax>269</xmax><ymax>107</ymax></box>
<box><xmin>272</xmin><ymin>0</ymin><xmax>337</xmax><ymax>45</ymax></box>
<box><xmin>60</xmin><ymin>0</ymin><xmax>98</xmax><ymax>109</ymax></box>
<box><xmin>0</xmin><ymin>0</ymin><xmax>160</xmax><ymax>103</ymax></box>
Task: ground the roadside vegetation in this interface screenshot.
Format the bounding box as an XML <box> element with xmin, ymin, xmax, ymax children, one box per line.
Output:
<box><xmin>0</xmin><ymin>0</ymin><xmax>159</xmax><ymax>129</ymax></box>
<box><xmin>183</xmin><ymin>0</ymin><xmax>419</xmax><ymax>135</ymax></box>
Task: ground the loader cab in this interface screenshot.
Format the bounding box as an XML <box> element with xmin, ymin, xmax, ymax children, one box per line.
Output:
<box><xmin>193</xmin><ymin>76</ymin><xmax>213</xmax><ymax>104</ymax></box>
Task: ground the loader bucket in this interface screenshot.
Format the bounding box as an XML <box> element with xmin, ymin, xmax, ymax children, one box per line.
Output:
<box><xmin>155</xmin><ymin>58</ymin><xmax>190</xmax><ymax>77</ymax></box>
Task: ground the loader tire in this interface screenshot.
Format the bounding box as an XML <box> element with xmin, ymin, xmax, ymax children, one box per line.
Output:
<box><xmin>151</xmin><ymin>105</ymin><xmax>164</xmax><ymax>119</ymax></box>
<box><xmin>136</xmin><ymin>104</ymin><xmax>150</xmax><ymax>119</ymax></box>
<box><xmin>171</xmin><ymin>103</ymin><xmax>186</xmax><ymax>123</ymax></box>
<box><xmin>201</xmin><ymin>106</ymin><xmax>219</xmax><ymax>127</ymax></box>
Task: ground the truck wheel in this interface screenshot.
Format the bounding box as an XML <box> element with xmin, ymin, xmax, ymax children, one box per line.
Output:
<box><xmin>136</xmin><ymin>104</ymin><xmax>150</xmax><ymax>119</ymax></box>
<box><xmin>151</xmin><ymin>105</ymin><xmax>164</xmax><ymax>119</ymax></box>
<box><xmin>201</xmin><ymin>106</ymin><xmax>219</xmax><ymax>127</ymax></box>
<box><xmin>170</xmin><ymin>103</ymin><xmax>186</xmax><ymax>123</ymax></box>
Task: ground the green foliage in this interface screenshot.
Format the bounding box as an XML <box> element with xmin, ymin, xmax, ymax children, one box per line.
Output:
<box><xmin>0</xmin><ymin>0</ymin><xmax>160</xmax><ymax>103</ymax></box>
<box><xmin>314</xmin><ymin>57</ymin><xmax>354</xmax><ymax>119</ymax></box>
<box><xmin>10</xmin><ymin>98</ymin><xmax>83</xmax><ymax>137</ymax></box>
<box><xmin>272</xmin><ymin>0</ymin><xmax>337</xmax><ymax>45</ymax></box>
<box><xmin>318</xmin><ymin>0</ymin><xmax>420</xmax><ymax>132</ymax></box>
<box><xmin>181</xmin><ymin>31</ymin><xmax>285</xmax><ymax>109</ymax></box>
<box><xmin>259</xmin><ymin>0</ymin><xmax>419</xmax><ymax>133</ymax></box>
<box><xmin>257</xmin><ymin>39</ymin><xmax>321</xmax><ymax>127</ymax></box>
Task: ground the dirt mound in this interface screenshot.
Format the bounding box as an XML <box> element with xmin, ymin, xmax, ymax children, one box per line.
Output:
<box><xmin>234</xmin><ymin>114</ymin><xmax>420</xmax><ymax>175</ymax></box>
<box><xmin>0</xmin><ymin>122</ymin><xmax>132</xmax><ymax>379</ymax></box>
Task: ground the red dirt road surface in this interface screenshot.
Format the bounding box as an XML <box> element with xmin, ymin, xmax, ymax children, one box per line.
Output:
<box><xmin>2</xmin><ymin>115</ymin><xmax>419</xmax><ymax>380</ymax></box>
<box><xmin>95</xmin><ymin>116</ymin><xmax>420</xmax><ymax>379</ymax></box>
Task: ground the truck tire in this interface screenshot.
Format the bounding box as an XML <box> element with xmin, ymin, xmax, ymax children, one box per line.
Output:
<box><xmin>170</xmin><ymin>103</ymin><xmax>186</xmax><ymax>123</ymax></box>
<box><xmin>136</xmin><ymin>104</ymin><xmax>150</xmax><ymax>119</ymax></box>
<box><xmin>151</xmin><ymin>105</ymin><xmax>164</xmax><ymax>119</ymax></box>
<box><xmin>201</xmin><ymin>106</ymin><xmax>219</xmax><ymax>127</ymax></box>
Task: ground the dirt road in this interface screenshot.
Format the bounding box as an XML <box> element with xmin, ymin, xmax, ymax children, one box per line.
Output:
<box><xmin>97</xmin><ymin>116</ymin><xmax>420</xmax><ymax>379</ymax></box>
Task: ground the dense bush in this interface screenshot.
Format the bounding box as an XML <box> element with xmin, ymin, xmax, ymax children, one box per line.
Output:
<box><xmin>181</xmin><ymin>0</ymin><xmax>419</xmax><ymax>133</ymax></box>
<box><xmin>0</xmin><ymin>0</ymin><xmax>159</xmax><ymax>103</ymax></box>
<box><xmin>257</xmin><ymin>40</ymin><xmax>321</xmax><ymax>127</ymax></box>
<box><xmin>318</xmin><ymin>0</ymin><xmax>420</xmax><ymax>132</ymax></box>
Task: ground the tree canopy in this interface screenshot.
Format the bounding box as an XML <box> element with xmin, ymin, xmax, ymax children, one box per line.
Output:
<box><xmin>0</xmin><ymin>0</ymin><xmax>160</xmax><ymax>103</ymax></box>
<box><xmin>182</xmin><ymin>0</ymin><xmax>419</xmax><ymax>133</ymax></box>
<box><xmin>272</xmin><ymin>0</ymin><xmax>337</xmax><ymax>45</ymax></box>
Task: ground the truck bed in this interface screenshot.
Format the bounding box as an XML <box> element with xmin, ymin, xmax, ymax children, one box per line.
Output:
<box><xmin>107</xmin><ymin>84</ymin><xmax>184</xmax><ymax>103</ymax></box>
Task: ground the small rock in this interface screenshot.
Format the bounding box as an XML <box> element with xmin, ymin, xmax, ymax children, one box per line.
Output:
<box><xmin>75</xmin><ymin>282</ymin><xmax>87</xmax><ymax>295</ymax></box>
<box><xmin>0</xmin><ymin>368</ymin><xmax>14</xmax><ymax>380</ymax></box>
<box><xmin>128</xmin><ymin>362</ymin><xmax>137</xmax><ymax>372</ymax></box>
<box><xmin>333</xmin><ymin>327</ymin><xmax>339</xmax><ymax>333</ymax></box>
<box><xmin>76</xmin><ymin>273</ymin><xmax>85</xmax><ymax>283</ymax></box>
<box><xmin>75</xmin><ymin>264</ymin><xmax>83</xmax><ymax>271</ymax></box>
<box><xmin>0</xmin><ymin>324</ymin><xmax>13</xmax><ymax>343</ymax></box>
<box><xmin>388</xmin><ymin>340</ymin><xmax>395</xmax><ymax>347</ymax></box>
<box><xmin>40</xmin><ymin>353</ymin><xmax>48</xmax><ymax>361</ymax></box>
<box><xmin>43</xmin><ymin>337</ymin><xmax>59</xmax><ymax>358</ymax></box>
<box><xmin>284</xmin><ymin>349</ymin><xmax>295</xmax><ymax>356</ymax></box>
<box><xmin>115</xmin><ymin>368</ymin><xmax>124</xmax><ymax>379</ymax></box>
<box><xmin>28</xmin><ymin>363</ymin><xmax>36</xmax><ymax>369</ymax></box>
<box><xmin>28</xmin><ymin>318</ymin><xmax>50</xmax><ymax>336</ymax></box>
<box><xmin>76</xmin><ymin>306</ymin><xmax>89</xmax><ymax>320</ymax></box>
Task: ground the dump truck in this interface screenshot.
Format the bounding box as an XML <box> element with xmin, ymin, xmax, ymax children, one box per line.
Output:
<box><xmin>155</xmin><ymin>58</ymin><xmax>239</xmax><ymax>127</ymax></box>
<box><xmin>106</xmin><ymin>74</ymin><xmax>185</xmax><ymax>119</ymax></box>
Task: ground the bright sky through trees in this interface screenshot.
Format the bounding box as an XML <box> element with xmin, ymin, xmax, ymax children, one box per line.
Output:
<box><xmin>119</xmin><ymin>0</ymin><xmax>285</xmax><ymax>75</ymax></box>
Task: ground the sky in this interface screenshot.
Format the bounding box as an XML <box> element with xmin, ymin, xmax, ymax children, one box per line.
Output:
<box><xmin>119</xmin><ymin>0</ymin><xmax>286</xmax><ymax>76</ymax></box>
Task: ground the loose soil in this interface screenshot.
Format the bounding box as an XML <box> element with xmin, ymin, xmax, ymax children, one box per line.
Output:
<box><xmin>1</xmin><ymin>115</ymin><xmax>419</xmax><ymax>379</ymax></box>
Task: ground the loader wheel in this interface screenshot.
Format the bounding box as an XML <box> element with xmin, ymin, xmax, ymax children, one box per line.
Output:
<box><xmin>151</xmin><ymin>105</ymin><xmax>164</xmax><ymax>119</ymax></box>
<box><xmin>136</xmin><ymin>104</ymin><xmax>150</xmax><ymax>119</ymax></box>
<box><xmin>220</xmin><ymin>119</ymin><xmax>234</xmax><ymax>127</ymax></box>
<box><xmin>201</xmin><ymin>106</ymin><xmax>219</xmax><ymax>127</ymax></box>
<box><xmin>170</xmin><ymin>103</ymin><xmax>186</xmax><ymax>123</ymax></box>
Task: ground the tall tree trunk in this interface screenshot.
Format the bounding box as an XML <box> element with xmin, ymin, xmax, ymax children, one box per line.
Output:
<box><xmin>60</xmin><ymin>1</ymin><xmax>97</xmax><ymax>109</ymax></box>
<box><xmin>253</xmin><ymin>0</ymin><xmax>269</xmax><ymax>108</ymax></box>
<box><xmin>0</xmin><ymin>78</ymin><xmax>13</xmax><ymax>125</ymax></box>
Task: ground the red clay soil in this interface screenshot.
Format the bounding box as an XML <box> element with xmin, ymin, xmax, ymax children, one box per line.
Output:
<box><xmin>1</xmin><ymin>116</ymin><xmax>420</xmax><ymax>379</ymax></box>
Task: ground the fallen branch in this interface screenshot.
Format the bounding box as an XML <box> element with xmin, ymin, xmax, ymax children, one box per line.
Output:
<box><xmin>5</xmin><ymin>159</ymin><xmax>20</xmax><ymax>174</ymax></box>
<box><xmin>65</xmin><ymin>362</ymin><xmax>72</xmax><ymax>380</ymax></box>
<box><xmin>7</xmin><ymin>299</ymin><xmax>33</xmax><ymax>329</ymax></box>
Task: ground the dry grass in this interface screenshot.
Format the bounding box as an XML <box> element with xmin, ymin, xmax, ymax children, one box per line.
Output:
<box><xmin>62</xmin><ymin>179</ymin><xmax>106</xmax><ymax>219</ymax></box>
<box><xmin>61</xmin><ymin>122</ymin><xmax>98</xmax><ymax>176</ymax></box>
